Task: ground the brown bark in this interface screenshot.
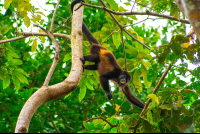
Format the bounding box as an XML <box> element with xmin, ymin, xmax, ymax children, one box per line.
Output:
<box><xmin>175</xmin><ymin>0</ymin><xmax>200</xmax><ymax>41</ymax></box>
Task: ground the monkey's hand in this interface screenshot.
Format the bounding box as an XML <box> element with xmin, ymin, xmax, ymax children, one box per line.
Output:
<box><xmin>80</xmin><ymin>58</ymin><xmax>85</xmax><ymax>72</ymax></box>
<box><xmin>71</xmin><ymin>0</ymin><xmax>85</xmax><ymax>13</ymax></box>
<box><xmin>106</xmin><ymin>92</ymin><xmax>113</xmax><ymax>100</ymax></box>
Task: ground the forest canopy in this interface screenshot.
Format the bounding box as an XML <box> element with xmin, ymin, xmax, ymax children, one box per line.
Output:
<box><xmin>0</xmin><ymin>0</ymin><xmax>200</xmax><ymax>133</ymax></box>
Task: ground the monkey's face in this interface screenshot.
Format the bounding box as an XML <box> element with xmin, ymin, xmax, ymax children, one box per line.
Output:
<box><xmin>119</xmin><ymin>74</ymin><xmax>127</xmax><ymax>86</ymax></box>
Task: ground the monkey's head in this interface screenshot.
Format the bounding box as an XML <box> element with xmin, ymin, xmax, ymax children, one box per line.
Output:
<box><xmin>119</xmin><ymin>71</ymin><xmax>131</xmax><ymax>86</ymax></box>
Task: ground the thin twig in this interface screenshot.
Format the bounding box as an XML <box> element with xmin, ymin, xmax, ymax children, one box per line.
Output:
<box><xmin>99</xmin><ymin>0</ymin><xmax>152</xmax><ymax>51</ymax></box>
<box><xmin>101</xmin><ymin>30</ymin><xmax>120</xmax><ymax>44</ymax></box>
<box><xmin>49</xmin><ymin>117</ymin><xmax>60</xmax><ymax>133</ymax></box>
<box><xmin>121</xmin><ymin>29</ymin><xmax>127</xmax><ymax>71</ymax></box>
<box><xmin>33</xmin><ymin>24</ymin><xmax>60</xmax><ymax>86</ymax></box>
<box><xmin>54</xmin><ymin>15</ymin><xmax>72</xmax><ymax>31</ymax></box>
<box><xmin>131</xmin><ymin>0</ymin><xmax>136</xmax><ymax>12</ymax></box>
<box><xmin>85</xmin><ymin>116</ymin><xmax>118</xmax><ymax>128</ymax></box>
<box><xmin>15</xmin><ymin>12</ymin><xmax>19</xmax><ymax>36</ymax></box>
<box><xmin>124</xmin><ymin>17</ymin><xmax>149</xmax><ymax>27</ymax></box>
<box><xmin>184</xmin><ymin>31</ymin><xmax>195</xmax><ymax>38</ymax></box>
<box><xmin>50</xmin><ymin>0</ymin><xmax>61</xmax><ymax>32</ymax></box>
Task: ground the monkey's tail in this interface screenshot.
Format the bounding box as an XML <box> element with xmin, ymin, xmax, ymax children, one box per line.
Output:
<box><xmin>82</xmin><ymin>23</ymin><xmax>99</xmax><ymax>45</ymax></box>
<box><xmin>122</xmin><ymin>85</ymin><xmax>145</xmax><ymax>109</ymax></box>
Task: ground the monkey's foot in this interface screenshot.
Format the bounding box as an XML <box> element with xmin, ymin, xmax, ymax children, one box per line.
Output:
<box><xmin>106</xmin><ymin>92</ymin><xmax>113</xmax><ymax>100</ymax></box>
<box><xmin>80</xmin><ymin>58</ymin><xmax>85</xmax><ymax>72</ymax></box>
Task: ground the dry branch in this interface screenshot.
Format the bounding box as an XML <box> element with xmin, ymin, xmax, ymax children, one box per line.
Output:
<box><xmin>15</xmin><ymin>3</ymin><xmax>84</xmax><ymax>133</ymax></box>
<box><xmin>0</xmin><ymin>32</ymin><xmax>71</xmax><ymax>44</ymax></box>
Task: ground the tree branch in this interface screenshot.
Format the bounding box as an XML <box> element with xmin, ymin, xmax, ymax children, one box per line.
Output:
<box><xmin>174</xmin><ymin>0</ymin><xmax>200</xmax><ymax>41</ymax></box>
<box><xmin>15</xmin><ymin>3</ymin><xmax>84</xmax><ymax>133</ymax></box>
<box><xmin>50</xmin><ymin>0</ymin><xmax>61</xmax><ymax>32</ymax></box>
<box><xmin>33</xmin><ymin>24</ymin><xmax>60</xmax><ymax>86</ymax></box>
<box><xmin>133</xmin><ymin>62</ymin><xmax>172</xmax><ymax>132</ymax></box>
<box><xmin>0</xmin><ymin>32</ymin><xmax>71</xmax><ymax>44</ymax></box>
<box><xmin>81</xmin><ymin>2</ymin><xmax>190</xmax><ymax>24</ymax></box>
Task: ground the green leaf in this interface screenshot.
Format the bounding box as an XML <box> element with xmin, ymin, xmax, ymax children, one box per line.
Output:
<box><xmin>147</xmin><ymin>110</ymin><xmax>153</xmax><ymax>124</ymax></box>
<box><xmin>120</xmin><ymin>122</ymin><xmax>129</xmax><ymax>133</ymax></box>
<box><xmin>63</xmin><ymin>54</ymin><xmax>72</xmax><ymax>62</ymax></box>
<box><xmin>110</xmin><ymin>117</ymin><xmax>117</xmax><ymax>124</ymax></box>
<box><xmin>78</xmin><ymin>86</ymin><xmax>86</xmax><ymax>102</ymax></box>
<box><xmin>40</xmin><ymin>36</ymin><xmax>45</xmax><ymax>43</ymax></box>
<box><xmin>12</xmin><ymin>75</ymin><xmax>20</xmax><ymax>91</ymax></box>
<box><xmin>159</xmin><ymin>104</ymin><xmax>171</xmax><ymax>110</ymax></box>
<box><xmin>123</xmin><ymin>2</ymin><xmax>131</xmax><ymax>6</ymax></box>
<box><xmin>9</xmin><ymin>52</ymin><xmax>20</xmax><ymax>58</ymax></box>
<box><xmin>13</xmin><ymin>59</ymin><xmax>23</xmax><ymax>65</ymax></box>
<box><xmin>86</xmin><ymin>78</ymin><xmax>94</xmax><ymax>90</ymax></box>
<box><xmin>126</xmin><ymin>48</ymin><xmax>138</xmax><ymax>58</ymax></box>
<box><xmin>15</xmin><ymin>68</ymin><xmax>29</xmax><ymax>77</ymax></box>
<box><xmin>64</xmin><ymin>92</ymin><xmax>72</xmax><ymax>99</ymax></box>
<box><xmin>109</xmin><ymin>127</ymin><xmax>117</xmax><ymax>133</ymax></box>
<box><xmin>24</xmin><ymin>16</ymin><xmax>31</xmax><ymax>27</ymax></box>
<box><xmin>83</xmin><ymin>122</ymin><xmax>94</xmax><ymax>131</ymax></box>
<box><xmin>3</xmin><ymin>75</ymin><xmax>10</xmax><ymax>89</ymax></box>
<box><xmin>14</xmin><ymin>71</ymin><xmax>29</xmax><ymax>84</ymax></box>
<box><xmin>105</xmin><ymin>0</ymin><xmax>118</xmax><ymax>11</ymax></box>
<box><xmin>147</xmin><ymin>94</ymin><xmax>159</xmax><ymax>106</ymax></box>
<box><xmin>31</xmin><ymin>39</ymin><xmax>37</xmax><ymax>52</ymax></box>
<box><xmin>112</xmin><ymin>33</ymin><xmax>121</xmax><ymax>49</ymax></box>
<box><xmin>141</xmin><ymin>63</ymin><xmax>152</xmax><ymax>88</ymax></box>
<box><xmin>4</xmin><ymin>0</ymin><xmax>12</xmax><ymax>8</ymax></box>
<box><xmin>133</xmin><ymin>69</ymin><xmax>142</xmax><ymax>94</ymax></box>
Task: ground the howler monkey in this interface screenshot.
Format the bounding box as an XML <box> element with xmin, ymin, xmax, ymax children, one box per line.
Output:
<box><xmin>71</xmin><ymin>0</ymin><xmax>145</xmax><ymax>109</ymax></box>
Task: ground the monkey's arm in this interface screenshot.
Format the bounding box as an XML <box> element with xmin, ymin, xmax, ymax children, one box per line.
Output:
<box><xmin>100</xmin><ymin>71</ymin><xmax>120</xmax><ymax>100</ymax></box>
<box><xmin>122</xmin><ymin>85</ymin><xmax>145</xmax><ymax>109</ymax></box>
<box><xmin>80</xmin><ymin>55</ymin><xmax>99</xmax><ymax>71</ymax></box>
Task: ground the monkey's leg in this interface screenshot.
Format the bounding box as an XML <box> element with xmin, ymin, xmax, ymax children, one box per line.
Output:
<box><xmin>84</xmin><ymin>64</ymin><xmax>97</xmax><ymax>70</ymax></box>
<box><xmin>100</xmin><ymin>71</ymin><xmax>120</xmax><ymax>100</ymax></box>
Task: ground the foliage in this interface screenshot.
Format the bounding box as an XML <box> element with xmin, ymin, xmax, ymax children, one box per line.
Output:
<box><xmin>0</xmin><ymin>0</ymin><xmax>200</xmax><ymax>133</ymax></box>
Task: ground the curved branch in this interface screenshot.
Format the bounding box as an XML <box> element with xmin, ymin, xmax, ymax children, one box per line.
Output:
<box><xmin>15</xmin><ymin>3</ymin><xmax>84</xmax><ymax>133</ymax></box>
<box><xmin>0</xmin><ymin>32</ymin><xmax>71</xmax><ymax>44</ymax></box>
<box><xmin>81</xmin><ymin>2</ymin><xmax>190</xmax><ymax>24</ymax></box>
<box><xmin>33</xmin><ymin>24</ymin><xmax>60</xmax><ymax>86</ymax></box>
